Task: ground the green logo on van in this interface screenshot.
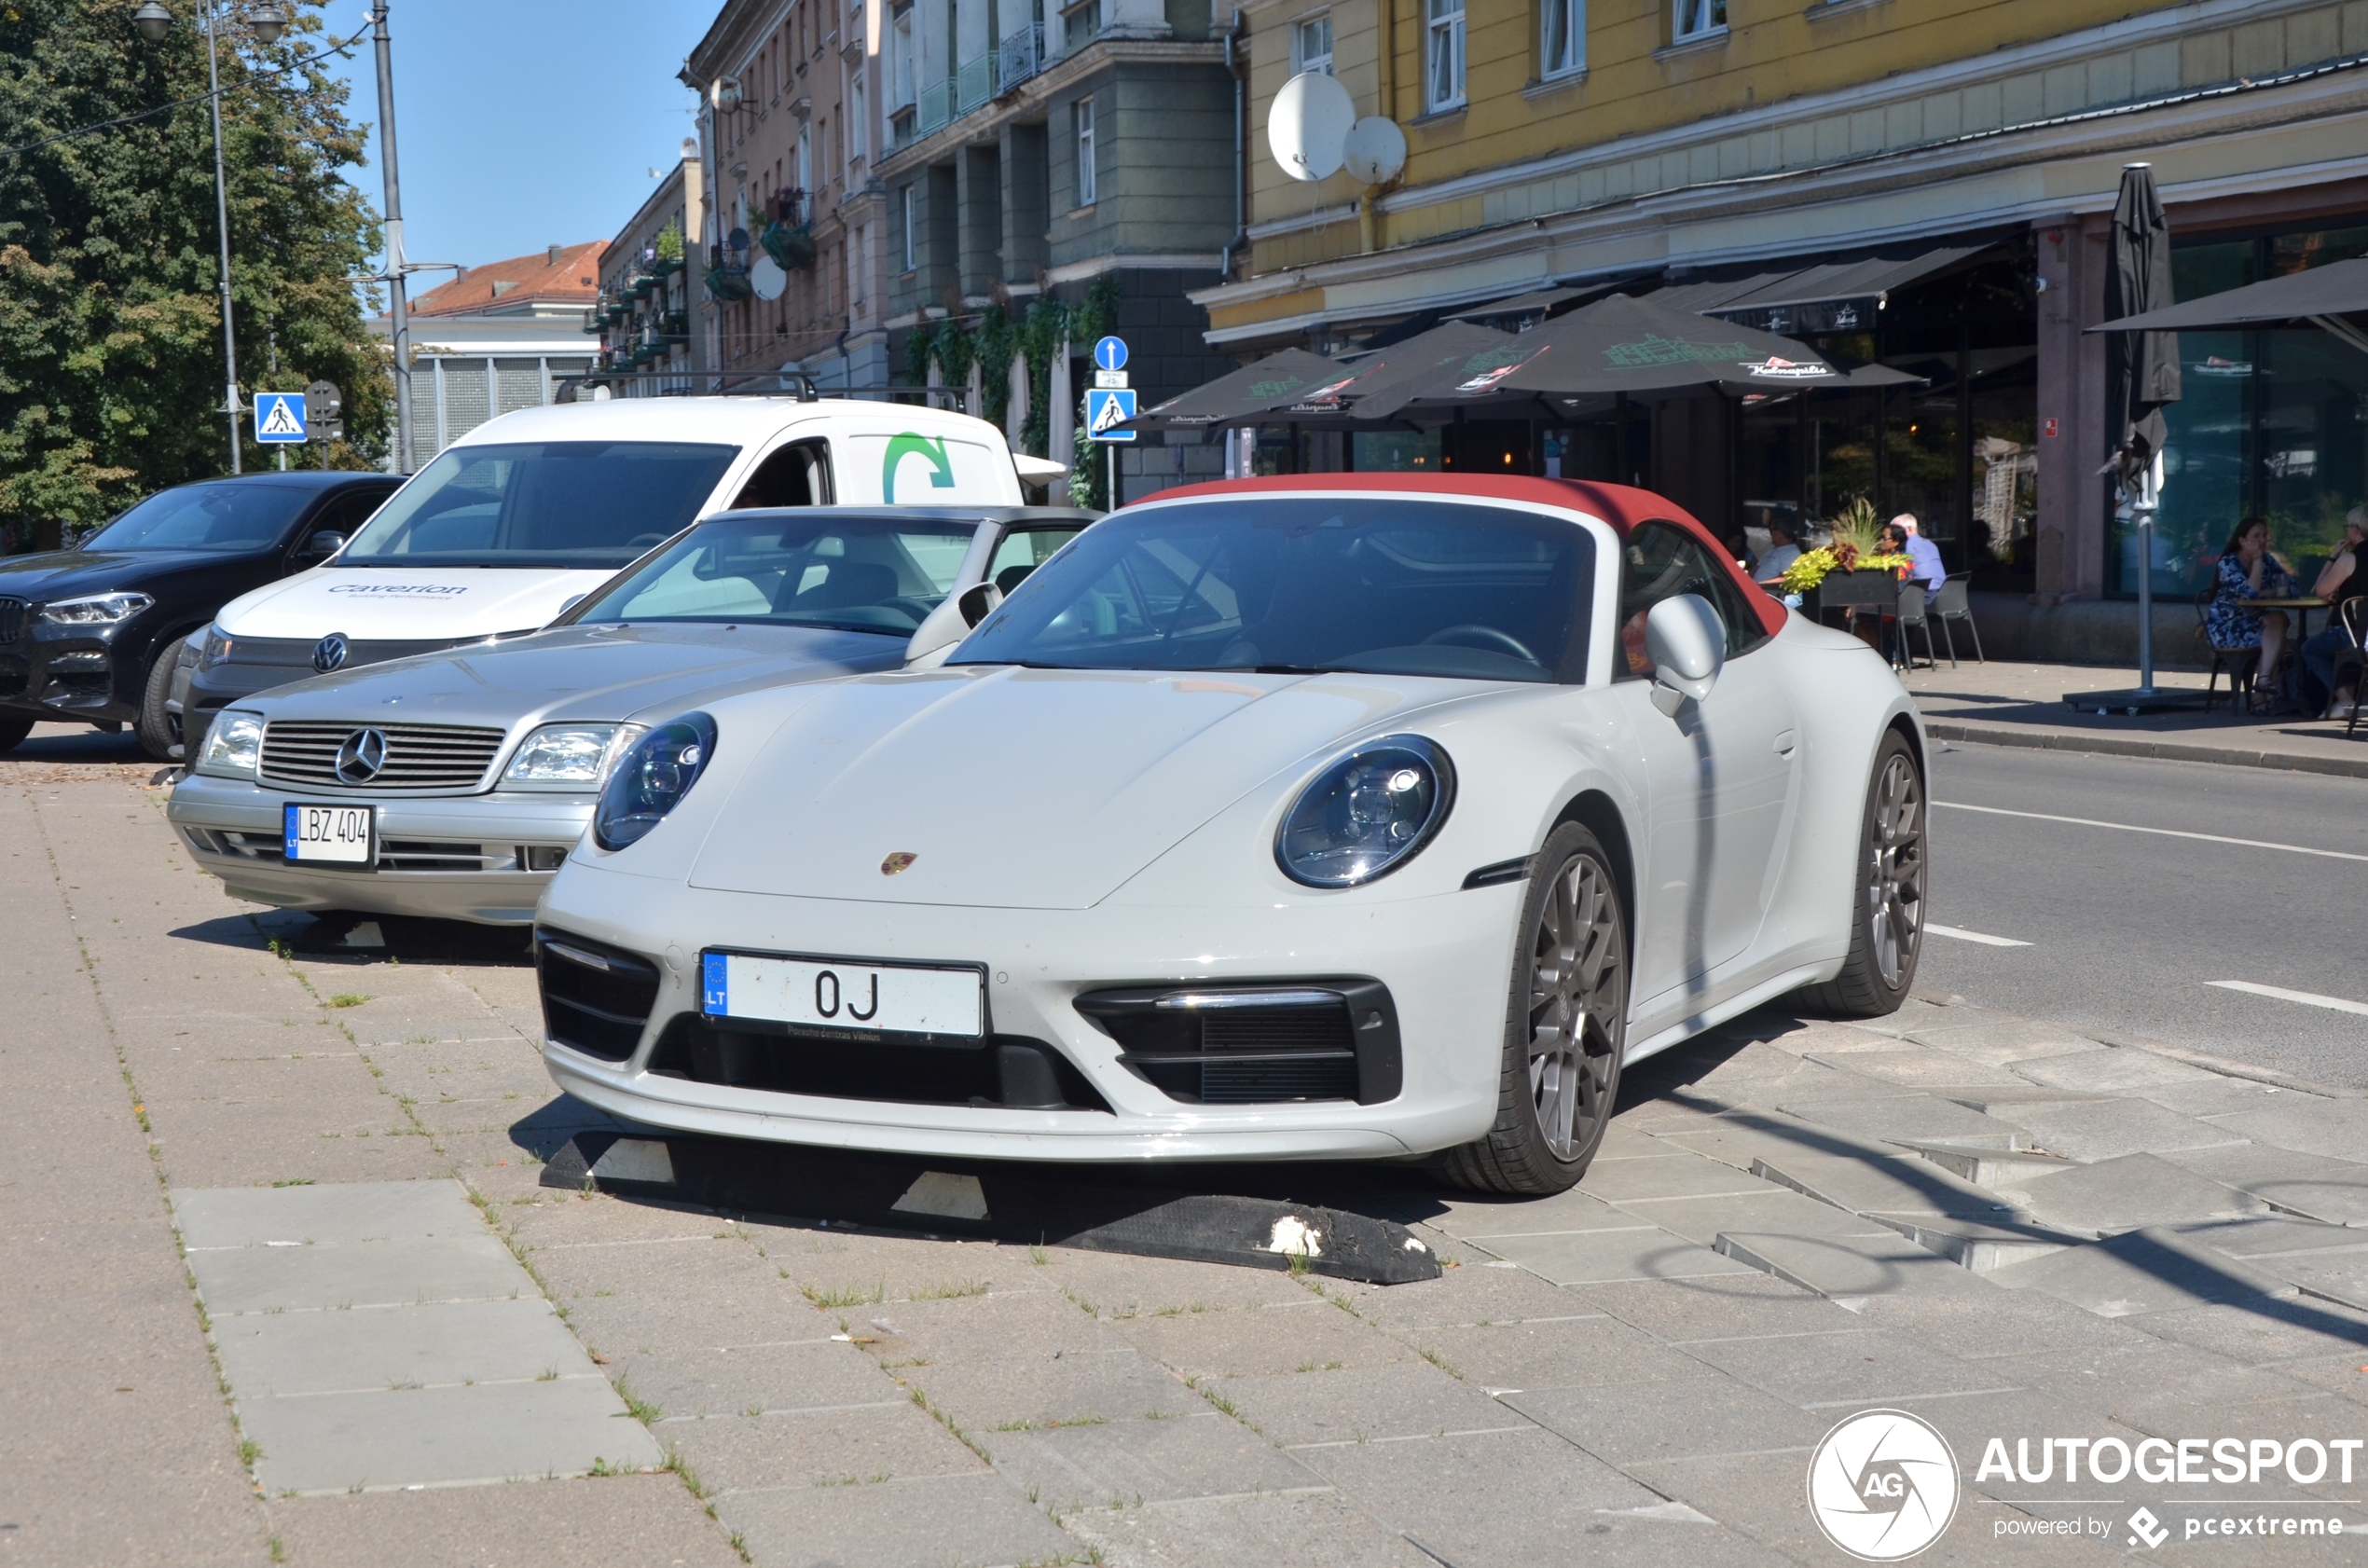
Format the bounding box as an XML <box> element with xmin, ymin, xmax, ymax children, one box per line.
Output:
<box><xmin>882</xmin><ymin>433</ymin><xmax>956</xmax><ymax>502</ymax></box>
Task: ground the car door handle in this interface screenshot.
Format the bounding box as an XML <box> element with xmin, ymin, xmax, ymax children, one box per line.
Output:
<box><xmin>1773</xmin><ymin>729</ymin><xmax>1797</xmax><ymax>757</ymax></box>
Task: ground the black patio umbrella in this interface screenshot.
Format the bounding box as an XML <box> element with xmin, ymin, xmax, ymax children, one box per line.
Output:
<box><xmin>2082</xmin><ymin>162</ymin><xmax>2187</xmax><ymax>710</ymax></box>
<box><xmin>2095</xmin><ymin>252</ymin><xmax>2368</xmax><ymax>356</ymax></box>
<box><xmin>1268</xmin><ymin>321</ymin><xmax>1528</xmax><ymax>423</ymax></box>
<box><xmin>1116</xmin><ymin>348</ymin><xmax>1351</xmax><ymax>433</ymax></box>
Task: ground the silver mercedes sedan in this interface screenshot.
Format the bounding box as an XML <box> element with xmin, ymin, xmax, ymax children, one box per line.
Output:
<box><xmin>166</xmin><ymin>506</ymin><xmax>1089</xmax><ymax>925</ymax></box>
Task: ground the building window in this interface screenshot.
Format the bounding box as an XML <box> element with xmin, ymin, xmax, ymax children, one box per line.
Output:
<box><xmin>1074</xmin><ymin>96</ymin><xmax>1096</xmax><ymax>207</ymax></box>
<box><xmin>900</xmin><ymin>185</ymin><xmax>916</xmax><ymax>271</ymax></box>
<box><xmin>1425</xmin><ymin>0</ymin><xmax>1465</xmax><ymax>112</ymax></box>
<box><xmin>851</xmin><ymin>76</ymin><xmax>868</xmax><ymax>158</ymax></box>
<box><xmin>1293</xmin><ymin>13</ymin><xmax>1332</xmax><ymax>75</ymax></box>
<box><xmin>890</xmin><ymin>4</ymin><xmax>916</xmax><ymax>108</ymax></box>
<box><xmin>795</xmin><ymin>123</ymin><xmax>813</xmax><ymax>213</ymax></box>
<box><xmin>1673</xmin><ymin>0</ymin><xmax>1724</xmax><ymax>42</ymax></box>
<box><xmin>1541</xmin><ymin>0</ymin><xmax>1583</xmax><ymax>77</ymax></box>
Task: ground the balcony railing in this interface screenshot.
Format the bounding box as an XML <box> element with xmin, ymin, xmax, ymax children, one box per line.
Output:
<box><xmin>998</xmin><ymin>22</ymin><xmax>1044</xmax><ymax>91</ymax></box>
<box><xmin>916</xmin><ymin>77</ymin><xmax>956</xmax><ymax>136</ymax></box>
<box><xmin>955</xmin><ymin>50</ymin><xmax>995</xmax><ymax>114</ymax></box>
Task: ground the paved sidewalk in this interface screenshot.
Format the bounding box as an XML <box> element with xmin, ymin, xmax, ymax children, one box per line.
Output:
<box><xmin>6</xmin><ymin>744</ymin><xmax>2368</xmax><ymax>1565</ymax></box>
<box><xmin>1900</xmin><ymin>660</ymin><xmax>2368</xmax><ymax>777</ymax></box>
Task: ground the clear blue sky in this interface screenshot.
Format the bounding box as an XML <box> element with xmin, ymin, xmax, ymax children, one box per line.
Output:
<box><xmin>318</xmin><ymin>0</ymin><xmax>715</xmax><ymax>273</ymax></box>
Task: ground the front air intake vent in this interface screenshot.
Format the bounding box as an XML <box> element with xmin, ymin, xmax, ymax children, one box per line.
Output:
<box><xmin>260</xmin><ymin>721</ymin><xmax>505</xmax><ymax>793</ymax></box>
<box><xmin>1074</xmin><ymin>982</ymin><xmax>1402</xmax><ymax>1106</ymax></box>
<box><xmin>536</xmin><ymin>928</ymin><xmax>661</xmax><ymax>1062</ymax></box>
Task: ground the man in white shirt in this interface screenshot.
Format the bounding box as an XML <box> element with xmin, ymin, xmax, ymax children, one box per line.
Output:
<box><xmin>1754</xmin><ymin>518</ymin><xmax>1803</xmax><ymax>585</ymax></box>
<box><xmin>1894</xmin><ymin>513</ymin><xmax>1947</xmax><ymax>604</ymax></box>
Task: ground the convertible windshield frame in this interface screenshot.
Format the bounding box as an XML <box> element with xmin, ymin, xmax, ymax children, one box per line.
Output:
<box><xmin>555</xmin><ymin>510</ymin><xmax>1002</xmax><ymax>637</ymax></box>
<box><xmin>948</xmin><ymin>493</ymin><xmax>1598</xmax><ymax>685</ymax></box>
<box><xmin>331</xmin><ymin>440</ymin><xmax>743</xmax><ymax>571</ymax></box>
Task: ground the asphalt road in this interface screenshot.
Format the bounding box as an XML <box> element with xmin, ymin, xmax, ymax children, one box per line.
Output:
<box><xmin>1920</xmin><ymin>738</ymin><xmax>2368</xmax><ymax>1089</ymax></box>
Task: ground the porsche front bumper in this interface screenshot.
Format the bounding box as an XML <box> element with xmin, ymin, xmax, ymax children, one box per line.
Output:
<box><xmin>533</xmin><ymin>857</ymin><xmax>1526</xmax><ymax>1163</ymax></box>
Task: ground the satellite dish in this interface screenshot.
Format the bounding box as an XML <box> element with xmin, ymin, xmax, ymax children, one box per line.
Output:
<box><xmin>1268</xmin><ymin>71</ymin><xmax>1355</xmax><ymax>184</ymax></box>
<box><xmin>750</xmin><ymin>254</ymin><xmax>788</xmax><ymax>300</ymax></box>
<box><xmin>1342</xmin><ymin>117</ymin><xmax>1407</xmax><ymax>186</ymax></box>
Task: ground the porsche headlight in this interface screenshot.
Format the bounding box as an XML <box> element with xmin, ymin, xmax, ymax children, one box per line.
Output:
<box><xmin>195</xmin><ymin>710</ymin><xmax>265</xmax><ymax>778</ymax></box>
<box><xmin>38</xmin><ymin>591</ymin><xmax>152</xmax><ymax>627</ymax></box>
<box><xmin>593</xmin><ymin>713</ymin><xmax>715</xmax><ymax>850</ymax></box>
<box><xmin>503</xmin><ymin>723</ymin><xmax>644</xmax><ymax>792</ymax></box>
<box><xmin>1275</xmin><ymin>736</ymin><xmax>1454</xmax><ymax>888</ymax></box>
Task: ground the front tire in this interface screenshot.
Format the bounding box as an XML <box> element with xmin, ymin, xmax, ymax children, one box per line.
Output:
<box><xmin>134</xmin><ymin>635</ymin><xmax>187</xmax><ymax>762</ymax></box>
<box><xmin>1806</xmin><ymin>729</ymin><xmax>1925</xmax><ymax>1017</ymax></box>
<box><xmin>1439</xmin><ymin>822</ymin><xmax>1629</xmax><ymax>1196</ymax></box>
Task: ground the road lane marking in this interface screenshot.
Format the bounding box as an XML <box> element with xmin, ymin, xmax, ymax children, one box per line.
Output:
<box><xmin>2207</xmin><ymin>980</ymin><xmax>2368</xmax><ymax>1018</ymax></box>
<box><xmin>1926</xmin><ymin>923</ymin><xmax>2031</xmax><ymax>948</ymax></box>
<box><xmin>1934</xmin><ymin>801</ymin><xmax>2368</xmax><ymax>863</ymax></box>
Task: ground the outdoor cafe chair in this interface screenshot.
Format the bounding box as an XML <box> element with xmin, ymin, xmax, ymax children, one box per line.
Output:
<box><xmin>2332</xmin><ymin>597</ymin><xmax>2366</xmax><ymax>738</ymax></box>
<box><xmin>1893</xmin><ymin>583</ymin><xmax>1939</xmax><ymax>671</ymax></box>
<box><xmin>2197</xmin><ymin>587</ymin><xmax>2263</xmax><ymax>715</ymax></box>
<box><xmin>1932</xmin><ymin>575</ymin><xmax>1984</xmax><ymax>666</ymax></box>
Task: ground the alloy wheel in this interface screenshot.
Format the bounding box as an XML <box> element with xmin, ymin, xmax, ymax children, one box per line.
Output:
<box><xmin>1526</xmin><ymin>852</ymin><xmax>1623</xmax><ymax>1161</ymax></box>
<box><xmin>1865</xmin><ymin>752</ymin><xmax>1925</xmax><ymax>987</ymax></box>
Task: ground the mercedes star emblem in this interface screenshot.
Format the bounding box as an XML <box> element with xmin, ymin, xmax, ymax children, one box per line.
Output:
<box><xmin>312</xmin><ymin>632</ymin><xmax>350</xmax><ymax>673</ymax></box>
<box><xmin>333</xmin><ymin>727</ymin><xmax>389</xmax><ymax>785</ymax></box>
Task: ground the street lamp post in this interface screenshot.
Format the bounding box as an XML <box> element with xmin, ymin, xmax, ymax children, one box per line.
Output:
<box><xmin>370</xmin><ymin>1</ymin><xmax>414</xmax><ymax>474</ymax></box>
<box><xmin>133</xmin><ymin>2</ymin><xmax>288</xmax><ymax>476</ymax></box>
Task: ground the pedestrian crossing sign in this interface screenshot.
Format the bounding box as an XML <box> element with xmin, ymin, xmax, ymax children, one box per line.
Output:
<box><xmin>1085</xmin><ymin>387</ymin><xmax>1136</xmax><ymax>442</ymax></box>
<box><xmin>255</xmin><ymin>392</ymin><xmax>308</xmax><ymax>443</ymax></box>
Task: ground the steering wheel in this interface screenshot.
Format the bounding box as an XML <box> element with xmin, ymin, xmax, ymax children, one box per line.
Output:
<box><xmin>1422</xmin><ymin>625</ymin><xmax>1540</xmax><ymax>665</ymax></box>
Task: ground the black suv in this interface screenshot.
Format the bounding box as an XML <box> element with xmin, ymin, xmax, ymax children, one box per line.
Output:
<box><xmin>0</xmin><ymin>473</ymin><xmax>400</xmax><ymax>761</ymax></box>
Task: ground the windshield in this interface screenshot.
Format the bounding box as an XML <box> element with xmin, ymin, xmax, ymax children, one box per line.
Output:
<box><xmin>951</xmin><ymin>497</ymin><xmax>1592</xmax><ymax>682</ymax></box>
<box><xmin>571</xmin><ymin>513</ymin><xmax>1011</xmax><ymax>635</ymax></box>
<box><xmin>337</xmin><ymin>441</ymin><xmax>739</xmax><ymax>570</ymax></box>
<box><xmin>82</xmin><ymin>483</ymin><xmax>311</xmax><ymax>554</ymax></box>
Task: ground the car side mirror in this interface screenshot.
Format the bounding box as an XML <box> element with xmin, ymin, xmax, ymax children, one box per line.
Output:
<box><xmin>298</xmin><ymin>529</ymin><xmax>345</xmax><ymax>561</ymax></box>
<box><xmin>902</xmin><ymin>581</ymin><xmax>1003</xmax><ymax>669</ymax></box>
<box><xmin>1645</xmin><ymin>594</ymin><xmax>1726</xmax><ymax>717</ymax></box>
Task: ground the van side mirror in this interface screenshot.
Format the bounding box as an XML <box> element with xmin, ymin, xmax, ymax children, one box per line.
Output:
<box><xmin>299</xmin><ymin>530</ymin><xmax>345</xmax><ymax>561</ymax></box>
<box><xmin>902</xmin><ymin>581</ymin><xmax>1003</xmax><ymax>669</ymax></box>
<box><xmin>1645</xmin><ymin>594</ymin><xmax>1725</xmax><ymax>717</ymax></box>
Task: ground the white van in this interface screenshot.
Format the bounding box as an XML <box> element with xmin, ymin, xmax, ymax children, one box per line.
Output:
<box><xmin>181</xmin><ymin>395</ymin><xmax>1039</xmax><ymax>743</ymax></box>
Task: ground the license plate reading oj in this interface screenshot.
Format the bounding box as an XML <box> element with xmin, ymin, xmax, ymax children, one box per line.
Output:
<box><xmin>701</xmin><ymin>951</ymin><xmax>984</xmax><ymax>1038</ymax></box>
<box><xmin>283</xmin><ymin>804</ymin><xmax>373</xmax><ymax>864</ymax></box>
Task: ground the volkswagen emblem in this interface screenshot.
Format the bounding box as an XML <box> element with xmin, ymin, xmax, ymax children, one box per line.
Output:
<box><xmin>333</xmin><ymin>727</ymin><xmax>389</xmax><ymax>785</ymax></box>
<box><xmin>312</xmin><ymin>632</ymin><xmax>350</xmax><ymax>673</ymax></box>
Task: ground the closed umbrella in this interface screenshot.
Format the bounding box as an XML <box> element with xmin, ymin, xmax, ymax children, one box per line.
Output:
<box><xmin>2078</xmin><ymin>162</ymin><xmax>2190</xmax><ymax>713</ymax></box>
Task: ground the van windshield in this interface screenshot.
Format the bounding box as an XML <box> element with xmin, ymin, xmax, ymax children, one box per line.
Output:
<box><xmin>336</xmin><ymin>442</ymin><xmax>739</xmax><ymax>570</ymax></box>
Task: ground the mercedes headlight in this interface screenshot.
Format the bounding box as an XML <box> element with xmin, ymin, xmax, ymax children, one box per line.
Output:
<box><xmin>1275</xmin><ymin>735</ymin><xmax>1455</xmax><ymax>888</ymax></box>
<box><xmin>38</xmin><ymin>591</ymin><xmax>152</xmax><ymax>627</ymax></box>
<box><xmin>593</xmin><ymin>713</ymin><xmax>715</xmax><ymax>850</ymax></box>
<box><xmin>198</xmin><ymin>624</ymin><xmax>234</xmax><ymax>670</ymax></box>
<box><xmin>195</xmin><ymin>710</ymin><xmax>266</xmax><ymax>779</ymax></box>
<box><xmin>503</xmin><ymin>723</ymin><xmax>645</xmax><ymax>792</ymax></box>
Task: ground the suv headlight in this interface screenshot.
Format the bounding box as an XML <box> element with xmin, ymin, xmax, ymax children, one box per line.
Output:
<box><xmin>593</xmin><ymin>713</ymin><xmax>715</xmax><ymax>850</ymax></box>
<box><xmin>198</xmin><ymin>625</ymin><xmax>233</xmax><ymax>670</ymax></box>
<box><xmin>1275</xmin><ymin>735</ymin><xmax>1455</xmax><ymax>888</ymax></box>
<box><xmin>38</xmin><ymin>592</ymin><xmax>153</xmax><ymax>627</ymax></box>
<box><xmin>195</xmin><ymin>710</ymin><xmax>266</xmax><ymax>778</ymax></box>
<box><xmin>503</xmin><ymin>723</ymin><xmax>645</xmax><ymax>791</ymax></box>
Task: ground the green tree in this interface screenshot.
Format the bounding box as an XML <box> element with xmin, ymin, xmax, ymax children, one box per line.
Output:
<box><xmin>0</xmin><ymin>0</ymin><xmax>389</xmax><ymax>551</ymax></box>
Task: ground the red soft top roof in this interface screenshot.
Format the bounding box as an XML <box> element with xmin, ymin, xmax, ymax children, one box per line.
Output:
<box><xmin>1129</xmin><ymin>473</ymin><xmax>1786</xmax><ymax>638</ymax></box>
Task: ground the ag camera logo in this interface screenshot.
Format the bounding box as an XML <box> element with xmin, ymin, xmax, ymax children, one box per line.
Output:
<box><xmin>1808</xmin><ymin>1410</ymin><xmax>1961</xmax><ymax>1561</ymax></box>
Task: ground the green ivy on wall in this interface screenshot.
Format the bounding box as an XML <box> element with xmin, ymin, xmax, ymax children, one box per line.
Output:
<box><xmin>902</xmin><ymin>273</ymin><xmax>1124</xmax><ymax>461</ymax></box>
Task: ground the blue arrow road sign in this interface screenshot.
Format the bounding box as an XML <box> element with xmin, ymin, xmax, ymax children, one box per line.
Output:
<box><xmin>1093</xmin><ymin>336</ymin><xmax>1128</xmax><ymax>373</ymax></box>
<box><xmin>1085</xmin><ymin>387</ymin><xmax>1137</xmax><ymax>442</ymax></box>
<box><xmin>255</xmin><ymin>392</ymin><xmax>308</xmax><ymax>443</ymax></box>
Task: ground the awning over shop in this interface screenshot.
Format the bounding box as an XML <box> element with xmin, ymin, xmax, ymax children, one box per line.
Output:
<box><xmin>1656</xmin><ymin>246</ymin><xmax>1991</xmax><ymax>336</ymax></box>
<box><xmin>2092</xmin><ymin>254</ymin><xmax>2368</xmax><ymax>356</ymax></box>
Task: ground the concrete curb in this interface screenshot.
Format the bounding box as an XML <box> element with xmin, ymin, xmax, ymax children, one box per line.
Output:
<box><xmin>1925</xmin><ymin>718</ymin><xmax>2368</xmax><ymax>778</ymax></box>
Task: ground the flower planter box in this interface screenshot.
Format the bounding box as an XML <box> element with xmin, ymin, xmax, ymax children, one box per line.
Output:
<box><xmin>705</xmin><ymin>265</ymin><xmax>752</xmax><ymax>302</ymax></box>
<box><xmin>761</xmin><ymin>222</ymin><xmax>816</xmax><ymax>270</ymax></box>
<box><xmin>1809</xmin><ymin>569</ymin><xmax>1902</xmax><ymax>614</ymax></box>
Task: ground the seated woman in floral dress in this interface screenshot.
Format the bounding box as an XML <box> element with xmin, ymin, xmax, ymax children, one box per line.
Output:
<box><xmin>2207</xmin><ymin>516</ymin><xmax>2294</xmax><ymax>715</ymax></box>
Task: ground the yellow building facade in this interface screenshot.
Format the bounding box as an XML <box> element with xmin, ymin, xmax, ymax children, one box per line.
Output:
<box><xmin>1196</xmin><ymin>0</ymin><xmax>2368</xmax><ymax>621</ymax></box>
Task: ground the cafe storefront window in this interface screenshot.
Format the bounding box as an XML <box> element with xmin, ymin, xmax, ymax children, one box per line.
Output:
<box><xmin>2113</xmin><ymin>223</ymin><xmax>2368</xmax><ymax>598</ymax></box>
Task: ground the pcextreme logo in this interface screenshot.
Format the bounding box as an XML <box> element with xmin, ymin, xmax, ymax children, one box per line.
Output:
<box><xmin>1807</xmin><ymin>1410</ymin><xmax>1961</xmax><ymax>1561</ymax></box>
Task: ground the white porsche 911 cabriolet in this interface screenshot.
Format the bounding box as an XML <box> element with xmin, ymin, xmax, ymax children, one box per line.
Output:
<box><xmin>533</xmin><ymin>475</ymin><xmax>1926</xmax><ymax>1193</ymax></box>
